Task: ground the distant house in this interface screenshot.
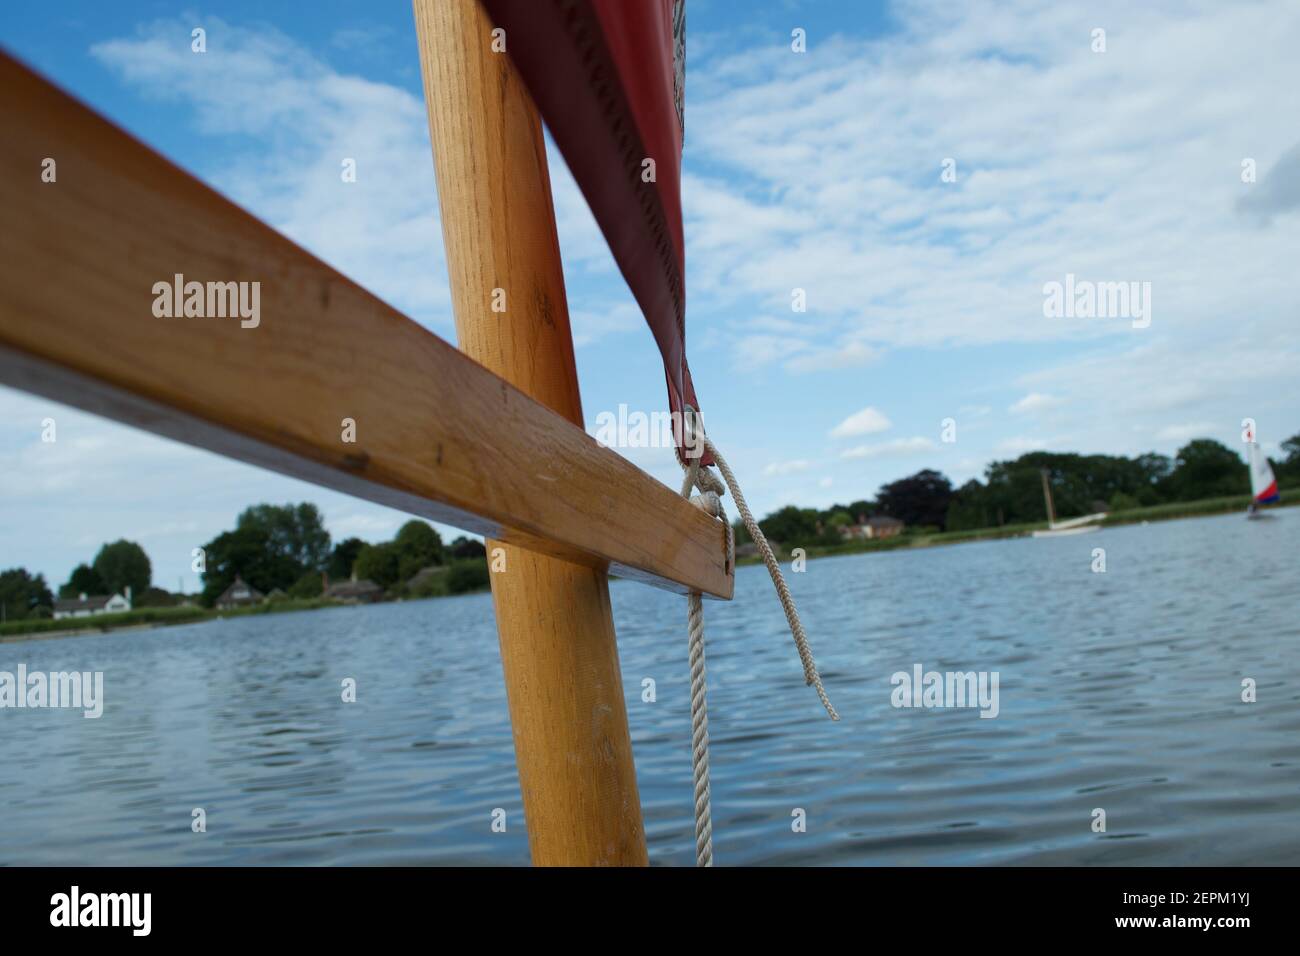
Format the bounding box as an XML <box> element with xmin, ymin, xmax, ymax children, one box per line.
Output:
<box><xmin>865</xmin><ymin>516</ymin><xmax>905</xmax><ymax>538</ymax></box>
<box><xmin>405</xmin><ymin>565</ymin><xmax>444</xmax><ymax>592</ymax></box>
<box><xmin>215</xmin><ymin>575</ymin><xmax>264</xmax><ymax>610</ymax></box>
<box><xmin>326</xmin><ymin>575</ymin><xmax>384</xmax><ymax>604</ymax></box>
<box><xmin>53</xmin><ymin>587</ymin><xmax>133</xmax><ymax>620</ymax></box>
<box><xmin>840</xmin><ymin>514</ymin><xmax>905</xmax><ymax>541</ymax></box>
<box><xmin>840</xmin><ymin>514</ymin><xmax>871</xmax><ymax>541</ymax></box>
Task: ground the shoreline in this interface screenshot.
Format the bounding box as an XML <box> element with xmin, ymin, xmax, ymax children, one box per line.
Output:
<box><xmin>0</xmin><ymin>621</ymin><xmax>166</xmax><ymax>645</ymax></box>
<box><xmin>0</xmin><ymin>588</ymin><xmax>493</xmax><ymax>646</ymax></box>
<box><xmin>3</xmin><ymin>494</ymin><xmax>1292</xmax><ymax>645</ymax></box>
<box><xmin>735</xmin><ymin>491</ymin><xmax>1298</xmax><ymax>568</ymax></box>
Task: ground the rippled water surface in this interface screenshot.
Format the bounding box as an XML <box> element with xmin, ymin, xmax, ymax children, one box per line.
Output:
<box><xmin>2</xmin><ymin>511</ymin><xmax>1298</xmax><ymax>865</ymax></box>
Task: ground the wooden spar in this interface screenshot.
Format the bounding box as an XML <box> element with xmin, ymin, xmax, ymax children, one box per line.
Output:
<box><xmin>0</xmin><ymin>50</ymin><xmax>733</xmax><ymax>601</ymax></box>
<box><xmin>414</xmin><ymin>0</ymin><xmax>649</xmax><ymax>866</ymax></box>
<box><xmin>1040</xmin><ymin>469</ymin><xmax>1057</xmax><ymax>525</ymax></box>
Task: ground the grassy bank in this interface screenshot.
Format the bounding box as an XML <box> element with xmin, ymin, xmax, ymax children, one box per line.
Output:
<box><xmin>1100</xmin><ymin>486</ymin><xmax>1300</xmax><ymax>525</ymax></box>
<box><xmin>0</xmin><ymin>604</ymin><xmax>209</xmax><ymax>639</ymax></box>
<box><xmin>737</xmin><ymin>486</ymin><xmax>1299</xmax><ymax>567</ymax></box>
<box><xmin>1</xmin><ymin>554</ymin><xmax>494</xmax><ymax>640</ymax></box>
<box><xmin>0</xmin><ymin>596</ymin><xmax>350</xmax><ymax>640</ymax></box>
<box><xmin>5</xmin><ymin>489</ymin><xmax>1292</xmax><ymax>638</ymax></box>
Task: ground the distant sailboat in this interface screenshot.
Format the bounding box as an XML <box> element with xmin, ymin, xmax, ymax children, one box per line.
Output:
<box><xmin>1031</xmin><ymin>468</ymin><xmax>1104</xmax><ymax>538</ymax></box>
<box><xmin>1247</xmin><ymin>442</ymin><xmax>1280</xmax><ymax>519</ymax></box>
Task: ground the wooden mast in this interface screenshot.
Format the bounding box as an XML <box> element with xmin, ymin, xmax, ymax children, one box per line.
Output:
<box><xmin>413</xmin><ymin>0</ymin><xmax>649</xmax><ymax>865</ymax></box>
<box><xmin>1040</xmin><ymin>468</ymin><xmax>1057</xmax><ymax>526</ymax></box>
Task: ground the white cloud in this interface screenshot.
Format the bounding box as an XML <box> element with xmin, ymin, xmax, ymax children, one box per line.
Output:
<box><xmin>1013</xmin><ymin>338</ymin><xmax>1300</xmax><ymax>458</ymax></box>
<box><xmin>841</xmin><ymin>437</ymin><xmax>935</xmax><ymax>460</ymax></box>
<box><xmin>1154</xmin><ymin>422</ymin><xmax>1218</xmax><ymax>443</ymax></box>
<box><xmin>1010</xmin><ymin>392</ymin><xmax>1064</xmax><ymax>415</ymax></box>
<box><xmin>763</xmin><ymin>459</ymin><xmax>812</xmax><ymax>476</ymax></box>
<box><xmin>685</xmin><ymin>0</ymin><xmax>1300</xmax><ymax>368</ymax></box>
<box><xmin>785</xmin><ymin>341</ymin><xmax>881</xmax><ymax>373</ymax></box>
<box><xmin>830</xmin><ymin>406</ymin><xmax>892</xmax><ymax>438</ymax></box>
<box><xmin>90</xmin><ymin>17</ymin><xmax>451</xmax><ymax>329</ymax></box>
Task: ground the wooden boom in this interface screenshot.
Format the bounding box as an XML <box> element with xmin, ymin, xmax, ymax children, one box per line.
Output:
<box><xmin>0</xmin><ymin>50</ymin><xmax>732</xmax><ymax>600</ymax></box>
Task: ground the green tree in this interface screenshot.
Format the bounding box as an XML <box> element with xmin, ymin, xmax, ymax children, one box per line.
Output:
<box><xmin>846</xmin><ymin>499</ymin><xmax>875</xmax><ymax>522</ymax></box>
<box><xmin>949</xmin><ymin>451</ymin><xmax>1174</xmax><ymax>529</ymax></box>
<box><xmin>447</xmin><ymin>558</ymin><xmax>490</xmax><ymax>594</ymax></box>
<box><xmin>200</xmin><ymin>526</ymin><xmax>298</xmax><ymax>606</ymax></box>
<box><xmin>59</xmin><ymin>563</ymin><xmax>105</xmax><ymax>599</ymax></box>
<box><xmin>448</xmin><ymin>536</ymin><xmax>487</xmax><ymax>560</ymax></box>
<box><xmin>354</xmin><ymin>541</ymin><xmax>401</xmax><ymax>589</ymax></box>
<box><xmin>944</xmin><ymin>479</ymin><xmax>993</xmax><ymax>531</ymax></box>
<box><xmin>92</xmin><ymin>540</ymin><xmax>151</xmax><ymax>596</ymax></box>
<box><xmin>1108</xmin><ymin>491</ymin><xmax>1140</xmax><ymax>513</ymax></box>
<box><xmin>877</xmin><ymin>470</ymin><xmax>953</xmax><ymax>529</ymax></box>
<box><xmin>394</xmin><ymin>520</ymin><xmax>443</xmax><ymax>581</ymax></box>
<box><xmin>0</xmin><ymin>568</ymin><xmax>54</xmax><ymax>621</ymax></box>
<box><xmin>199</xmin><ymin>503</ymin><xmax>332</xmax><ymax>606</ymax></box>
<box><xmin>288</xmin><ymin>571</ymin><xmax>324</xmax><ymax>598</ymax></box>
<box><xmin>135</xmin><ymin>586</ymin><xmax>176</xmax><ymax>607</ymax></box>
<box><xmin>758</xmin><ymin>505</ymin><xmax>821</xmax><ymax>545</ymax></box>
<box><xmin>819</xmin><ymin>510</ymin><xmax>853</xmax><ymax>545</ymax></box>
<box><xmin>327</xmin><ymin>537</ymin><xmax>366</xmax><ymax>580</ymax></box>
<box><xmin>731</xmin><ymin>519</ymin><xmax>753</xmax><ymax>546</ymax></box>
<box><xmin>237</xmin><ymin>503</ymin><xmax>331</xmax><ymax>571</ymax></box>
<box><xmin>1277</xmin><ymin>432</ymin><xmax>1300</xmax><ymax>487</ymax></box>
<box><xmin>1162</xmin><ymin>439</ymin><xmax>1248</xmax><ymax>501</ymax></box>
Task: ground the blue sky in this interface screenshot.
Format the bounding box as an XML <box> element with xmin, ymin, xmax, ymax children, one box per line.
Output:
<box><xmin>3</xmin><ymin>0</ymin><xmax>1299</xmax><ymax>592</ymax></box>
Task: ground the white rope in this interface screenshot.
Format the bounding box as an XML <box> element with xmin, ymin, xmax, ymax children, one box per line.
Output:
<box><xmin>700</xmin><ymin>435</ymin><xmax>839</xmax><ymax>721</ymax></box>
<box><xmin>687</xmin><ymin>518</ymin><xmax>715</xmax><ymax>867</ymax></box>
<box><xmin>678</xmin><ymin>421</ymin><xmax>838</xmax><ymax>868</ymax></box>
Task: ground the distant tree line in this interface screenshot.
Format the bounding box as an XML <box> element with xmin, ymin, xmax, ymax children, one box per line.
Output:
<box><xmin>2</xmin><ymin>538</ymin><xmax>160</xmax><ymax>622</ymax></box>
<box><xmin>60</xmin><ymin>539</ymin><xmax>153</xmax><ymax>600</ymax></box>
<box><xmin>0</xmin><ymin>568</ymin><xmax>53</xmax><ymax>623</ymax></box>
<box><xmin>747</xmin><ymin>434</ymin><xmax>1300</xmax><ymax>544</ymax></box>
<box><xmin>6</xmin><ymin>433</ymin><xmax>1295</xmax><ymax>619</ymax></box>
<box><xmin>199</xmin><ymin>502</ymin><xmax>489</xmax><ymax>605</ymax></box>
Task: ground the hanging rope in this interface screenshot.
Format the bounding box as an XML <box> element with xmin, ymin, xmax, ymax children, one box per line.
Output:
<box><xmin>678</xmin><ymin>413</ymin><xmax>838</xmax><ymax>867</ymax></box>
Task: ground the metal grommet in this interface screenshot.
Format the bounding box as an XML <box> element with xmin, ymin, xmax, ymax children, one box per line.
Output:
<box><xmin>681</xmin><ymin>403</ymin><xmax>703</xmax><ymax>461</ymax></box>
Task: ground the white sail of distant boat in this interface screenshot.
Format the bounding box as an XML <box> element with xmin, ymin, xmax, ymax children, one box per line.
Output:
<box><xmin>1031</xmin><ymin>468</ymin><xmax>1105</xmax><ymax>538</ymax></box>
<box><xmin>1247</xmin><ymin>441</ymin><xmax>1279</xmax><ymax>518</ymax></box>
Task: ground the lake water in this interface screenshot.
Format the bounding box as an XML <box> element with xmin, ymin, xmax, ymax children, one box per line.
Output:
<box><xmin>2</xmin><ymin>511</ymin><xmax>1297</xmax><ymax>866</ymax></box>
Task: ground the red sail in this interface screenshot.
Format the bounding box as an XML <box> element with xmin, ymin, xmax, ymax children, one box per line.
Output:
<box><xmin>478</xmin><ymin>0</ymin><xmax>708</xmax><ymax>462</ymax></box>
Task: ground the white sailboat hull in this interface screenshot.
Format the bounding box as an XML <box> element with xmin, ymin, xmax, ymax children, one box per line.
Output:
<box><xmin>1032</xmin><ymin>510</ymin><xmax>1106</xmax><ymax>538</ymax></box>
<box><xmin>1032</xmin><ymin>524</ymin><xmax>1102</xmax><ymax>538</ymax></box>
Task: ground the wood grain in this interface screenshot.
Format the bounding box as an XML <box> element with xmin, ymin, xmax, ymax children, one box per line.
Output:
<box><xmin>0</xmin><ymin>50</ymin><xmax>733</xmax><ymax>601</ymax></box>
<box><xmin>414</xmin><ymin>0</ymin><xmax>649</xmax><ymax>866</ymax></box>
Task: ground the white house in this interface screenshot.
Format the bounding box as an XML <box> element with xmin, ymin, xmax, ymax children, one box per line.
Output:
<box><xmin>53</xmin><ymin>586</ymin><xmax>133</xmax><ymax>620</ymax></box>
